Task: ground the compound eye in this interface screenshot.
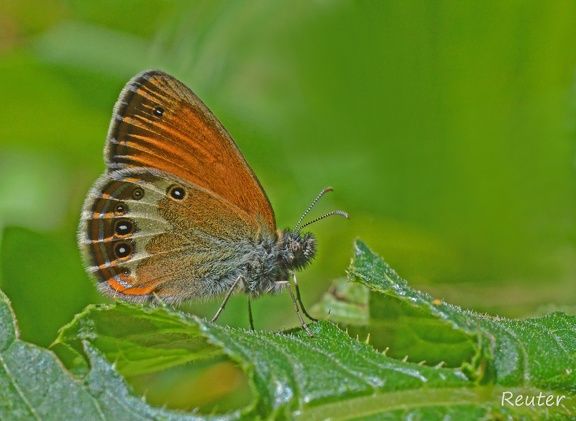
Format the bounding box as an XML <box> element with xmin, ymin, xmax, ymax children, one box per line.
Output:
<box><xmin>290</xmin><ymin>240</ymin><xmax>301</xmax><ymax>252</ymax></box>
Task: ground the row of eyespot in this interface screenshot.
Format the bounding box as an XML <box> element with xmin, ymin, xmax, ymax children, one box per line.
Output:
<box><xmin>107</xmin><ymin>184</ymin><xmax>186</xmax><ymax>260</ymax></box>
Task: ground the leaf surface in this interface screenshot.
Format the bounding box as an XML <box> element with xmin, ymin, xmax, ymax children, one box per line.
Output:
<box><xmin>2</xmin><ymin>240</ymin><xmax>575</xmax><ymax>419</ymax></box>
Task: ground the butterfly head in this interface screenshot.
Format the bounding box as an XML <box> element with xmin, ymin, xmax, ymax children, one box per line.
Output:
<box><xmin>279</xmin><ymin>229</ymin><xmax>317</xmax><ymax>270</ymax></box>
<box><xmin>278</xmin><ymin>187</ymin><xmax>349</xmax><ymax>271</ymax></box>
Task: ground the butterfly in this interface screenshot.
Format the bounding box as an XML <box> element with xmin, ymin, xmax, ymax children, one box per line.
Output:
<box><xmin>78</xmin><ymin>70</ymin><xmax>347</xmax><ymax>335</ymax></box>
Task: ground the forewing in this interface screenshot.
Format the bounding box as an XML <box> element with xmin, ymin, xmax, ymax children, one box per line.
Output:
<box><xmin>105</xmin><ymin>69</ymin><xmax>275</xmax><ymax>231</ymax></box>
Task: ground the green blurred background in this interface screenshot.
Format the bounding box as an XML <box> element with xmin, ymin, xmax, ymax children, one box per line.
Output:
<box><xmin>1</xmin><ymin>0</ymin><xmax>575</xmax><ymax>412</ymax></box>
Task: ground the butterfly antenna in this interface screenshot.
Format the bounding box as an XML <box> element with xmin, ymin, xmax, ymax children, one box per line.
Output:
<box><xmin>293</xmin><ymin>187</ymin><xmax>332</xmax><ymax>233</ymax></box>
<box><xmin>293</xmin><ymin>187</ymin><xmax>349</xmax><ymax>233</ymax></box>
<box><xmin>298</xmin><ymin>210</ymin><xmax>349</xmax><ymax>231</ymax></box>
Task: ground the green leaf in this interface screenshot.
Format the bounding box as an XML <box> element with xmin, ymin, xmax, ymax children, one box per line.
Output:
<box><xmin>350</xmin><ymin>239</ymin><xmax>576</xmax><ymax>392</ymax></box>
<box><xmin>4</xmin><ymin>240</ymin><xmax>576</xmax><ymax>419</ymax></box>
<box><xmin>310</xmin><ymin>277</ymin><xmax>370</xmax><ymax>325</ymax></box>
<box><xmin>56</xmin><ymin>302</ymin><xmax>475</xmax><ymax>419</ymax></box>
<box><xmin>0</xmin><ymin>290</ymin><xmax>223</xmax><ymax>420</ymax></box>
<box><xmin>53</xmin><ymin>302</ymin><xmax>222</xmax><ymax>377</ymax></box>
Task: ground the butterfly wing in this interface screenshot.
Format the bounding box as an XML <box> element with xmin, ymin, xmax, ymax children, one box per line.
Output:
<box><xmin>79</xmin><ymin>168</ymin><xmax>268</xmax><ymax>302</ymax></box>
<box><xmin>105</xmin><ymin>69</ymin><xmax>275</xmax><ymax>231</ymax></box>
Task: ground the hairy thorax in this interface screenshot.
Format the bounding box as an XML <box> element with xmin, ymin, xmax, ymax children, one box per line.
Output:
<box><xmin>242</xmin><ymin>229</ymin><xmax>317</xmax><ymax>297</ymax></box>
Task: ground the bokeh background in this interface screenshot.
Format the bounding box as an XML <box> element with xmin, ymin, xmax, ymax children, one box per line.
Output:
<box><xmin>1</xmin><ymin>0</ymin><xmax>575</xmax><ymax>412</ymax></box>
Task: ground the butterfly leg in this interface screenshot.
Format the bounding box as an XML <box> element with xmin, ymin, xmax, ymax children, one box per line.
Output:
<box><xmin>292</xmin><ymin>272</ymin><xmax>318</xmax><ymax>322</ymax></box>
<box><xmin>212</xmin><ymin>275</ymin><xmax>243</xmax><ymax>323</ymax></box>
<box><xmin>284</xmin><ymin>281</ymin><xmax>314</xmax><ymax>337</ymax></box>
<box><xmin>247</xmin><ymin>298</ymin><xmax>255</xmax><ymax>330</ymax></box>
<box><xmin>152</xmin><ymin>292</ymin><xmax>169</xmax><ymax>308</ymax></box>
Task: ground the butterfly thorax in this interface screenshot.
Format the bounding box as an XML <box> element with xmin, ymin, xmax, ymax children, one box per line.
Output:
<box><xmin>242</xmin><ymin>229</ymin><xmax>316</xmax><ymax>297</ymax></box>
